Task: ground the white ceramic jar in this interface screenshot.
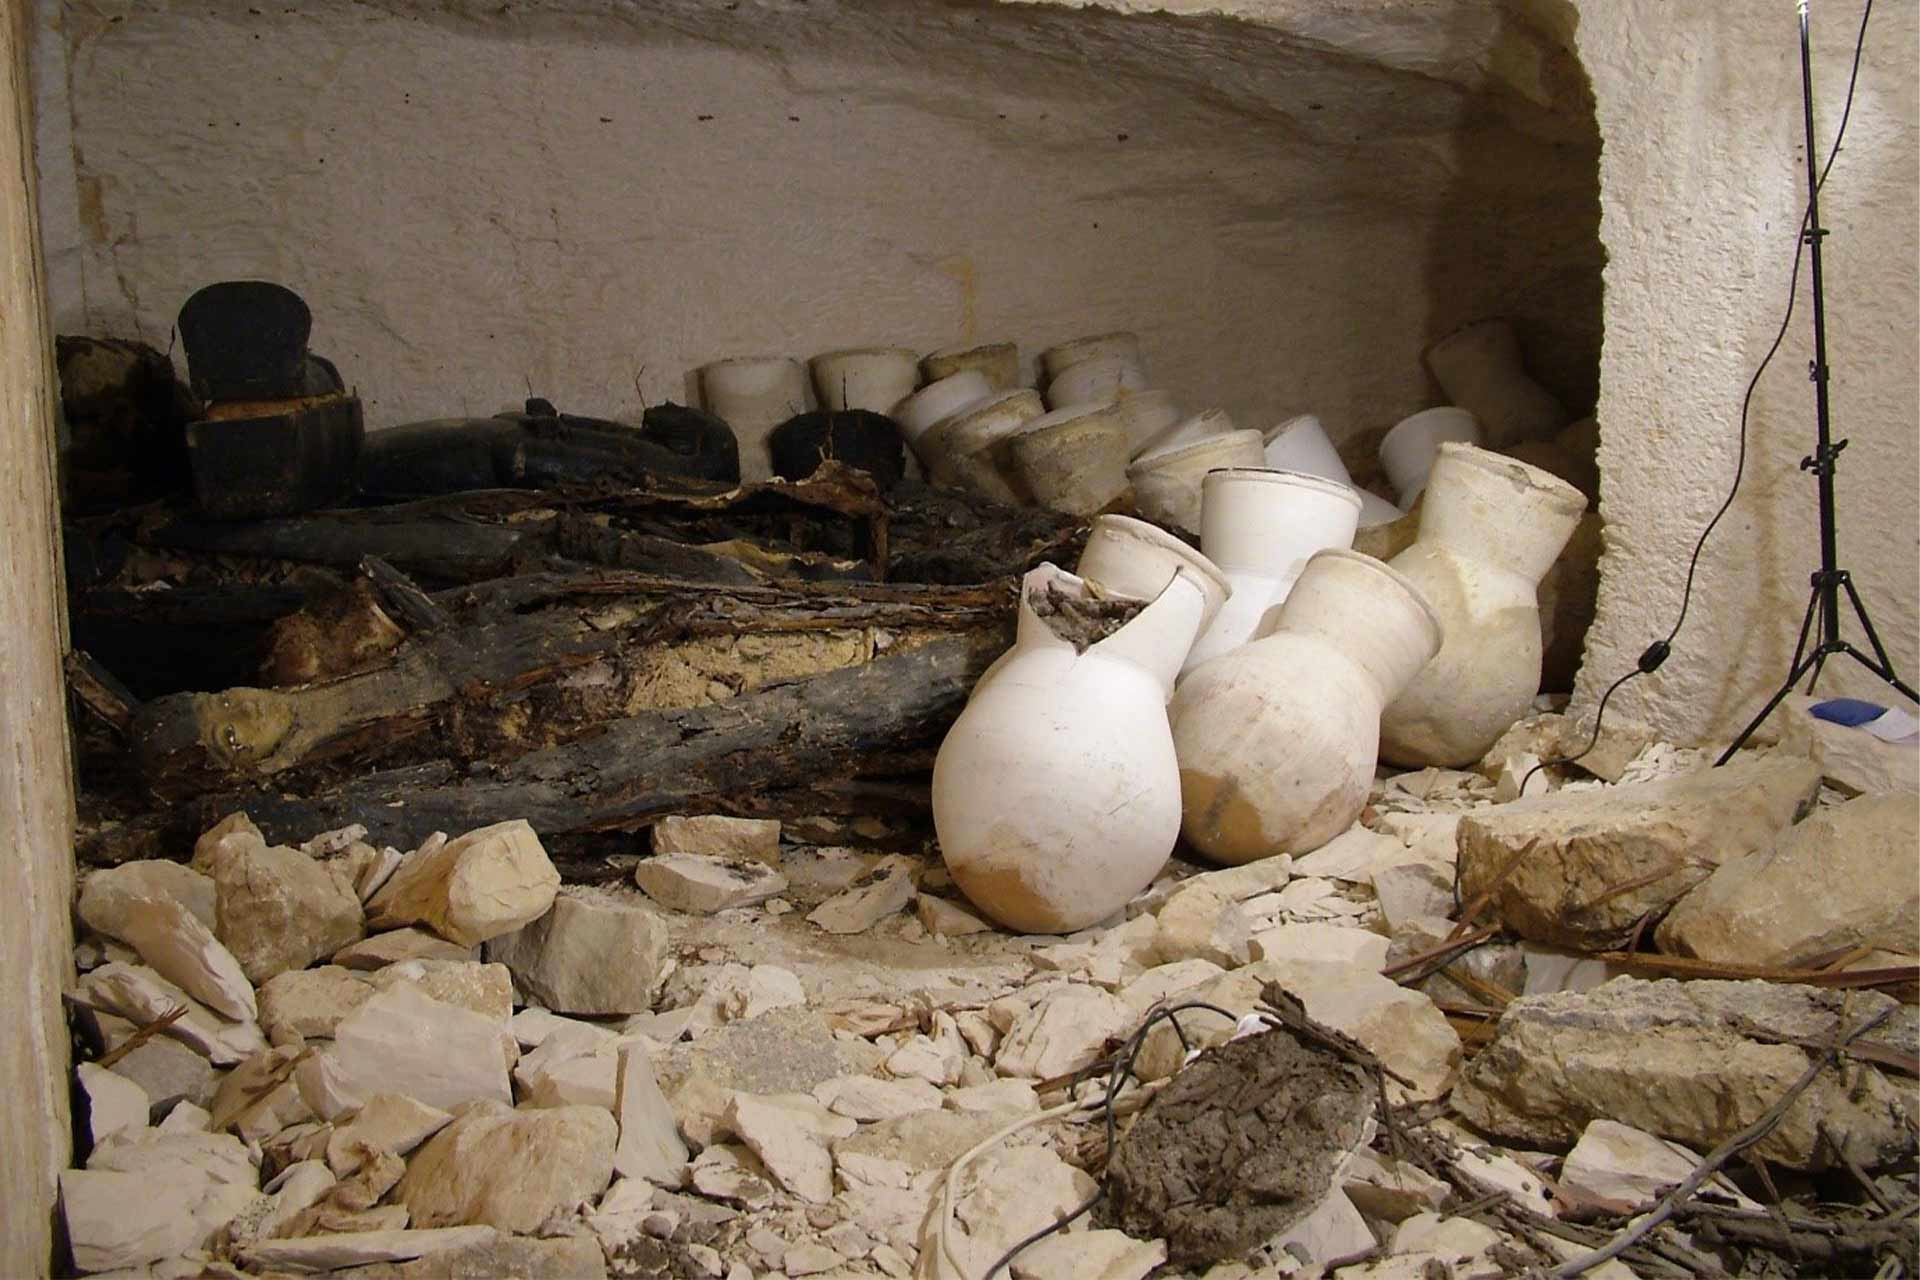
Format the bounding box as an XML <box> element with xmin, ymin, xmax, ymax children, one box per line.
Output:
<box><xmin>1076</xmin><ymin>513</ymin><xmax>1231</xmax><ymax>654</ymax></box>
<box><xmin>1380</xmin><ymin>407</ymin><xmax>1482</xmax><ymax>508</ymax></box>
<box><xmin>1180</xmin><ymin>467</ymin><xmax>1363</xmax><ymax>674</ymax></box>
<box><xmin>1010</xmin><ymin>404</ymin><xmax>1132</xmax><ymax>515</ymax></box>
<box><xmin>1379</xmin><ymin>443</ymin><xmax>1588</xmax><ymax>768</ymax></box>
<box><xmin>922</xmin><ymin>341</ymin><xmax>1021</xmax><ymax>392</ymax></box>
<box><xmin>1148</xmin><ymin>407</ymin><xmax>1236</xmax><ymax>456</ymax></box>
<box><xmin>1424</xmin><ymin>318</ymin><xmax>1569</xmax><ymax>448</ymax></box>
<box><xmin>1127</xmin><ymin>427</ymin><xmax>1266</xmax><ymax>534</ymax></box>
<box><xmin>1111</xmin><ymin>390</ymin><xmax>1183</xmax><ymax>459</ymax></box>
<box><xmin>1263</xmin><ymin>413</ymin><xmax>1405</xmax><ymax>528</ymax></box>
<box><xmin>922</xmin><ymin>389</ymin><xmax>1045</xmax><ymax>504</ymax></box>
<box><xmin>809</xmin><ymin>347</ymin><xmax>921</xmax><ymax>415</ymax></box>
<box><xmin>1041</xmin><ymin>331</ymin><xmax>1143</xmax><ymax>382</ymax></box>
<box><xmin>891</xmin><ymin>370</ymin><xmax>993</xmax><ymax>465</ymax></box>
<box><xmin>1171</xmin><ymin>549</ymin><xmax>1443</xmax><ymax>864</ymax></box>
<box><xmin>1046</xmin><ymin>354</ymin><xmax>1147</xmax><ymax>409</ymax></box>
<box><xmin>935</xmin><ymin>563</ymin><xmax>1209</xmax><ymax>932</ymax></box>
<box><xmin>698</xmin><ymin>356</ymin><xmax>811</xmax><ymax>483</ymax></box>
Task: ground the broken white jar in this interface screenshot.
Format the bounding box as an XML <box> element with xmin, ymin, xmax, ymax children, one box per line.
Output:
<box><xmin>920</xmin><ymin>389</ymin><xmax>1045</xmax><ymax>504</ymax></box>
<box><xmin>699</xmin><ymin>356</ymin><xmax>811</xmax><ymax>484</ymax></box>
<box><xmin>1424</xmin><ymin>317</ymin><xmax>1570</xmax><ymax>448</ymax></box>
<box><xmin>1010</xmin><ymin>403</ymin><xmax>1132</xmax><ymax>516</ymax></box>
<box><xmin>809</xmin><ymin>347</ymin><xmax>920</xmax><ymax>415</ymax></box>
<box><xmin>1180</xmin><ymin>466</ymin><xmax>1363</xmax><ymax>675</ymax></box>
<box><xmin>934</xmin><ymin>563</ymin><xmax>1209</xmax><ymax>932</ymax></box>
<box><xmin>1171</xmin><ymin>548</ymin><xmax>1442</xmax><ymax>864</ymax></box>
<box><xmin>1379</xmin><ymin>406</ymin><xmax>1482</xmax><ymax>508</ymax></box>
<box><xmin>1127</xmin><ymin>427</ymin><xmax>1266</xmax><ymax>535</ymax></box>
<box><xmin>890</xmin><ymin>370</ymin><xmax>994</xmax><ymax>466</ymax></box>
<box><xmin>1040</xmin><ymin>331</ymin><xmax>1143</xmax><ymax>382</ymax></box>
<box><xmin>1076</xmin><ymin>513</ymin><xmax>1232</xmax><ymax>667</ymax></box>
<box><xmin>1263</xmin><ymin>413</ymin><xmax>1402</xmax><ymax>527</ymax></box>
<box><xmin>1146</xmin><ymin>406</ymin><xmax>1236</xmax><ymax>458</ymax></box>
<box><xmin>1046</xmin><ymin>354</ymin><xmax>1148</xmax><ymax>409</ymax></box>
<box><xmin>1110</xmin><ymin>390</ymin><xmax>1183</xmax><ymax>459</ymax></box>
<box><xmin>1379</xmin><ymin>442</ymin><xmax>1588</xmax><ymax>768</ymax></box>
<box><xmin>921</xmin><ymin>341</ymin><xmax>1021</xmax><ymax>391</ymax></box>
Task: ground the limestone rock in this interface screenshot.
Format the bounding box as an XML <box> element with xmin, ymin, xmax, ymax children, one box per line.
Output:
<box><xmin>1341</xmin><ymin>1148</ymin><xmax>1450</xmax><ymax>1222</ymax></box>
<box><xmin>77</xmin><ymin>1062</ymin><xmax>150</xmax><ymax>1142</ymax></box>
<box><xmin>806</xmin><ymin>856</ymin><xmax>916</xmax><ymax>934</ymax></box>
<box><xmin>819</xmin><ymin>1075</ymin><xmax>946</xmax><ymax>1122</ymax></box>
<box><xmin>1451</xmin><ymin>977</ymin><xmax>1917</xmax><ymax>1169</ymax></box>
<box><xmin>522</xmin><ymin>1044</ymin><xmax>619</xmax><ymax>1110</ymax></box>
<box><xmin>633</xmin><ymin>852</ymin><xmax>788</xmax><ymax>916</ymax></box>
<box><xmin>1010</xmin><ymin>1228</ymin><xmax>1164</xmax><ymax>1280</ymax></box>
<box><xmin>995</xmin><ymin>985</ymin><xmax>1132</xmax><ymax>1080</ymax></box>
<box><xmin>945</xmin><ymin>1080</ymin><xmax>1041</xmax><ymax>1114</ymax></box>
<box><xmin>653</xmin><ymin>1008</ymin><xmax>854</xmax><ymax>1103</ymax></box>
<box><xmin>192</xmin><ymin>811</ymin><xmax>265</xmax><ymax>870</ymax></box>
<box><xmin>485</xmin><ymin>885</ymin><xmax>669</xmax><ymax>1014</ymax></box>
<box><xmin>334</xmin><ymin>927</ymin><xmax>479</xmax><ymax>970</ymax></box>
<box><xmin>1456</xmin><ymin>756</ymin><xmax>1822</xmax><ymax>948</ymax></box>
<box><xmin>691</xmin><ymin>1143</ymin><xmax>777</xmax><ymax>1208</ymax></box>
<box><xmin>78</xmin><ymin>860</ymin><xmax>218</xmax><ymax>942</ymax></box>
<box><xmin>1248</xmin><ymin>923</ymin><xmax>1390</xmax><ymax>971</ymax></box>
<box><xmin>114</xmin><ymin>892</ymin><xmax>258</xmax><ymax>1021</ymax></box>
<box><xmin>210</xmin><ymin>839</ymin><xmax>366</xmax><ymax>984</ymax></box>
<box><xmin>1268</xmin><ymin>1185</ymin><xmax>1375</xmax><ymax>1267</ymax></box>
<box><xmin>1368</xmin><ymin>861</ymin><xmax>1454</xmax><ymax>931</ymax></box>
<box><xmin>916</xmin><ymin>894</ymin><xmax>993</xmax><ymax>937</ymax></box>
<box><xmin>1779</xmin><ymin>693</ymin><xmax>1920</xmax><ymax>796</ymax></box>
<box><xmin>935</xmin><ymin>1144</ymin><xmax>1098</xmax><ymax>1279</ymax></box>
<box><xmin>784</xmin><ymin>1242</ymin><xmax>844</xmax><ymax>1276</ymax></box>
<box><xmin>396</xmin><ymin>1100</ymin><xmax>616</xmax><ymax>1233</ymax></box>
<box><xmin>258</xmin><ymin>964</ymin><xmax>375</xmax><ymax>1043</ymax></box>
<box><xmin>60</xmin><ymin>1168</ymin><xmax>206</xmax><ymax>1272</ymax></box>
<box><xmin>1657</xmin><ymin>792</ymin><xmax>1920</xmax><ymax>967</ymax></box>
<box><xmin>367</xmin><ymin>1233</ymin><xmax>609</xmax><ymax>1278</ymax></box>
<box><xmin>238</xmin><ymin>1226</ymin><xmax>499</xmax><ymax>1272</ymax></box>
<box><xmin>367</xmin><ymin>958</ymin><xmax>513</xmax><ymax>1020</ymax></box>
<box><xmin>1290</xmin><ymin>827</ymin><xmax>1404</xmax><ymax>883</ymax></box>
<box><xmin>211</xmin><ymin>1045</ymin><xmax>315</xmax><ymax>1141</ymax></box>
<box><xmin>88</xmin><ymin>1125</ymin><xmax>258</xmax><ymax>1186</ymax></box>
<box><xmin>1561</xmin><ymin>1119</ymin><xmax>1755</xmax><ymax>1211</ymax></box>
<box><xmin>1152</xmin><ymin>883</ymin><xmax>1252</xmax><ymax>968</ymax></box>
<box><xmin>615</xmin><ymin>1042</ymin><xmax>690</xmax><ymax>1184</ymax></box>
<box><xmin>368</xmin><ymin>819</ymin><xmax>560</xmax><ymax>947</ymax></box>
<box><xmin>725</xmin><ymin>1093</ymin><xmax>854</xmax><ymax>1203</ymax></box>
<box><xmin>653</xmin><ymin>814</ymin><xmax>782</xmax><ymax>865</ymax></box>
<box><xmin>109</xmin><ymin>1035</ymin><xmax>220</xmax><ymax>1116</ymax></box>
<box><xmin>330</xmin><ymin>983</ymin><xmax>512</xmax><ymax>1112</ymax></box>
<box><xmin>327</xmin><ymin>1094</ymin><xmax>454</xmax><ymax>1175</ymax></box>
<box><xmin>1118</xmin><ymin>959</ymin><xmax>1227</xmax><ymax>1017</ymax></box>
<box><xmin>1390</xmin><ymin>1212</ymin><xmax>1501</xmax><ymax>1265</ymax></box>
<box><xmin>78</xmin><ymin>962</ymin><xmax>266</xmax><ymax>1065</ymax></box>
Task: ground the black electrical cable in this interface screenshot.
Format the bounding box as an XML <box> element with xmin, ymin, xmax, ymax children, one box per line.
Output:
<box><xmin>980</xmin><ymin>1001</ymin><xmax>1240</xmax><ymax>1280</ymax></box>
<box><xmin>1522</xmin><ymin>0</ymin><xmax>1876</xmax><ymax>796</ymax></box>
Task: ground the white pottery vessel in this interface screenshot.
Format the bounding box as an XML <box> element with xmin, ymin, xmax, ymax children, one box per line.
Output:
<box><xmin>1010</xmin><ymin>404</ymin><xmax>1132</xmax><ymax>515</ymax></box>
<box><xmin>1041</xmin><ymin>331</ymin><xmax>1143</xmax><ymax>382</ymax></box>
<box><xmin>699</xmin><ymin>356</ymin><xmax>810</xmax><ymax>483</ymax></box>
<box><xmin>922</xmin><ymin>341</ymin><xmax>1021</xmax><ymax>392</ymax></box>
<box><xmin>1379</xmin><ymin>443</ymin><xmax>1588</xmax><ymax>768</ymax></box>
<box><xmin>1180</xmin><ymin>467</ymin><xmax>1363</xmax><ymax>674</ymax></box>
<box><xmin>1111</xmin><ymin>390</ymin><xmax>1182</xmax><ymax>459</ymax></box>
<box><xmin>1380</xmin><ymin>407</ymin><xmax>1481</xmax><ymax>508</ymax></box>
<box><xmin>1127</xmin><ymin>427</ymin><xmax>1265</xmax><ymax>534</ymax></box>
<box><xmin>1172</xmin><ymin>549</ymin><xmax>1443</xmax><ymax>864</ymax></box>
<box><xmin>809</xmin><ymin>347</ymin><xmax>920</xmax><ymax>415</ymax></box>
<box><xmin>1046</xmin><ymin>354</ymin><xmax>1147</xmax><ymax>409</ymax></box>
<box><xmin>1076</xmin><ymin>513</ymin><xmax>1231</xmax><ymax>651</ymax></box>
<box><xmin>1264</xmin><ymin>414</ymin><xmax>1401</xmax><ymax>527</ymax></box>
<box><xmin>922</xmin><ymin>389</ymin><xmax>1045</xmax><ymax>504</ymax></box>
<box><xmin>1424</xmin><ymin>318</ymin><xmax>1569</xmax><ymax>448</ymax></box>
<box><xmin>1148</xmin><ymin>407</ymin><xmax>1236</xmax><ymax>456</ymax></box>
<box><xmin>935</xmin><ymin>563</ymin><xmax>1208</xmax><ymax>932</ymax></box>
<box><xmin>891</xmin><ymin>370</ymin><xmax>993</xmax><ymax>463</ymax></box>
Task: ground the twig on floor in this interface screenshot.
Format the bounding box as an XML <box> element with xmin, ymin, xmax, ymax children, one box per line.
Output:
<box><xmin>1547</xmin><ymin>1004</ymin><xmax>1898</xmax><ymax>1278</ymax></box>
<box><xmin>95</xmin><ymin>1004</ymin><xmax>188</xmax><ymax>1069</ymax></box>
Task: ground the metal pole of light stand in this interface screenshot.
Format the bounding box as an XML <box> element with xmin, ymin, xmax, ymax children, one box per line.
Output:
<box><xmin>1715</xmin><ymin>0</ymin><xmax>1918</xmax><ymax>765</ymax></box>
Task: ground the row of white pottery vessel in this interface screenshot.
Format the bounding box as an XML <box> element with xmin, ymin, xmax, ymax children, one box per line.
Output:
<box><xmin>697</xmin><ymin>357</ymin><xmax>810</xmax><ymax>482</ymax></box>
<box><xmin>1378</xmin><ymin>442</ymin><xmax>1588</xmax><ymax>767</ymax></box>
<box><xmin>1424</xmin><ymin>317</ymin><xmax>1569</xmax><ymax>449</ymax></box>
<box><xmin>923</xmin><ymin>341</ymin><xmax>1019</xmax><ymax>391</ymax></box>
<box><xmin>1010</xmin><ymin>403</ymin><xmax>1131</xmax><ymax>515</ymax></box>
<box><xmin>810</xmin><ymin>347</ymin><xmax>919</xmax><ymax>416</ymax></box>
<box><xmin>934</xmin><ymin>562</ymin><xmax>1211</xmax><ymax>933</ymax></box>
<box><xmin>1263</xmin><ymin>414</ymin><xmax>1404</xmax><ymax>528</ymax></box>
<box><xmin>1172</xmin><ymin>548</ymin><xmax>1444</xmax><ymax>864</ymax></box>
<box><xmin>1180</xmin><ymin>467</ymin><xmax>1363</xmax><ymax>674</ymax></box>
<box><xmin>1380</xmin><ymin>406</ymin><xmax>1481</xmax><ymax>508</ymax></box>
<box><xmin>920</xmin><ymin>390</ymin><xmax>1044</xmax><ymax>504</ymax></box>
<box><xmin>1128</xmin><ymin>424</ymin><xmax>1264</xmax><ymax>534</ymax></box>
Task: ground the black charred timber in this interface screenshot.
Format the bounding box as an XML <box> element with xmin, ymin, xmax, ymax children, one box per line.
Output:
<box><xmin>638</xmin><ymin>401</ymin><xmax>740</xmax><ymax>484</ymax></box>
<box><xmin>186</xmin><ymin>395</ymin><xmax>366</xmax><ymax>520</ymax></box>
<box><xmin>55</xmin><ymin>336</ymin><xmax>196</xmax><ymax>511</ymax></box>
<box><xmin>176</xmin><ymin>281</ymin><xmax>314</xmax><ymax>403</ymax></box>
<box><xmin>769</xmin><ymin>410</ymin><xmax>907</xmax><ymax>490</ymax></box>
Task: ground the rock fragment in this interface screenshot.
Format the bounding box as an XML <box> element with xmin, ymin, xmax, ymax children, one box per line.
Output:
<box><xmin>1248</xmin><ymin>922</ymin><xmax>1390</xmax><ymax>970</ymax></box>
<box><xmin>209</xmin><ymin>838</ymin><xmax>366</xmax><ymax>984</ymax></box>
<box><xmin>634</xmin><ymin>852</ymin><xmax>789</xmax><ymax>916</ymax></box>
<box><xmin>368</xmin><ymin>818</ymin><xmax>560</xmax><ymax>947</ymax></box>
<box><xmin>327</xmin><ymin>1093</ymin><xmax>453</xmax><ymax>1175</ymax></box>
<box><xmin>77</xmin><ymin>860</ymin><xmax>218</xmax><ymax>941</ymax></box>
<box><xmin>366</xmin><ymin>958</ymin><xmax>513</xmax><ymax>1020</ymax></box>
<box><xmin>653</xmin><ymin>814</ymin><xmax>783</xmax><ymax>865</ymax></box>
<box><xmin>76</xmin><ymin>1062</ymin><xmax>150</xmax><ymax>1142</ymax></box>
<box><xmin>1456</xmin><ymin>756</ymin><xmax>1822</xmax><ymax>948</ymax></box>
<box><xmin>995</xmin><ymin>985</ymin><xmax>1131</xmax><ymax>1080</ymax></box>
<box><xmin>257</xmin><ymin>964</ymin><xmax>375</xmax><ymax>1043</ymax></box>
<box><xmin>1561</xmin><ymin>1119</ymin><xmax>1756</xmax><ymax>1211</ymax></box>
<box><xmin>806</xmin><ymin>856</ymin><xmax>915</xmax><ymax>934</ymax></box>
<box><xmin>484</xmin><ymin>883</ymin><xmax>670</xmax><ymax>1014</ymax></box>
<box><xmin>819</xmin><ymin>1075</ymin><xmax>946</xmax><ymax>1122</ymax></box>
<box><xmin>333</xmin><ymin>927</ymin><xmax>478</xmax><ymax>970</ymax></box>
<box><xmin>1011</xmin><ymin>1228</ymin><xmax>1166</xmax><ymax>1280</ymax></box>
<box><xmin>916</xmin><ymin>894</ymin><xmax>993</xmax><ymax>937</ymax></box>
<box><xmin>328</xmin><ymin>983</ymin><xmax>512</xmax><ymax>1112</ymax></box>
<box><xmin>1778</xmin><ymin>693</ymin><xmax>1920</xmax><ymax>796</ymax></box>
<box><xmin>78</xmin><ymin>962</ymin><xmax>266</xmax><ymax>1065</ymax></box>
<box><xmin>725</xmin><ymin>1093</ymin><xmax>850</xmax><ymax>1203</ymax></box>
<box><xmin>614</xmin><ymin>1042</ymin><xmax>691</xmax><ymax>1185</ymax></box>
<box><xmin>1152</xmin><ymin>881</ymin><xmax>1252</xmax><ymax>967</ymax></box>
<box><xmin>237</xmin><ymin>1226</ymin><xmax>498</xmax><ymax>1272</ymax></box>
<box><xmin>395</xmin><ymin>1100</ymin><xmax>616</xmax><ymax>1232</ymax></box>
<box><xmin>60</xmin><ymin>1169</ymin><xmax>207</xmax><ymax>1272</ymax></box>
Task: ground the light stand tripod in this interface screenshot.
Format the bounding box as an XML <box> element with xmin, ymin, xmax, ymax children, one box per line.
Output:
<box><xmin>1716</xmin><ymin>0</ymin><xmax>1917</xmax><ymax>765</ymax></box>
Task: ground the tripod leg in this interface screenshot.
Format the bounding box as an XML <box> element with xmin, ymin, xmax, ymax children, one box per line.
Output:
<box><xmin>1834</xmin><ymin>642</ymin><xmax>1920</xmax><ymax>705</ymax></box>
<box><xmin>1837</xmin><ymin>575</ymin><xmax>1919</xmax><ymax>704</ymax></box>
<box><xmin>1716</xmin><ymin>647</ymin><xmax>1828</xmax><ymax>766</ymax></box>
